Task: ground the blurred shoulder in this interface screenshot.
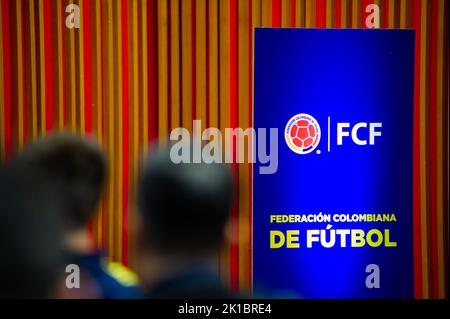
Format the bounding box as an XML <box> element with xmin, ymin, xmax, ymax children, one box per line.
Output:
<box><xmin>103</xmin><ymin>261</ymin><xmax>139</xmax><ymax>287</ymax></box>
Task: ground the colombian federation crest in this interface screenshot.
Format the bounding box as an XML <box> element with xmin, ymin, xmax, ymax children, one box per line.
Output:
<box><xmin>284</xmin><ymin>113</ymin><xmax>321</xmax><ymax>154</ymax></box>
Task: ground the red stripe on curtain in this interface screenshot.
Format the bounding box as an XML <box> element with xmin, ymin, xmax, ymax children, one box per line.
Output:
<box><xmin>60</xmin><ymin>0</ymin><xmax>66</xmax><ymax>126</ymax></box>
<box><xmin>272</xmin><ymin>0</ymin><xmax>281</xmax><ymax>27</ymax></box>
<box><xmin>205</xmin><ymin>0</ymin><xmax>210</xmax><ymax>128</ymax></box>
<box><xmin>428</xmin><ymin>0</ymin><xmax>439</xmax><ymax>298</ymax></box>
<box><xmin>83</xmin><ymin>0</ymin><xmax>92</xmax><ymax>134</ymax></box>
<box><xmin>229</xmin><ymin>0</ymin><xmax>239</xmax><ymax>291</ymax></box>
<box><xmin>2</xmin><ymin>0</ymin><xmax>12</xmax><ymax>158</ymax></box>
<box><xmin>316</xmin><ymin>0</ymin><xmax>326</xmax><ymax>28</ymax></box>
<box><xmin>191</xmin><ymin>0</ymin><xmax>197</xmax><ymax>120</ymax></box>
<box><xmin>291</xmin><ymin>0</ymin><xmax>295</xmax><ymax>27</ymax></box>
<box><xmin>20</xmin><ymin>0</ymin><xmax>26</xmax><ymax>143</ymax></box>
<box><xmin>384</xmin><ymin>0</ymin><xmax>390</xmax><ymax>28</ymax></box>
<box><xmin>148</xmin><ymin>0</ymin><xmax>158</xmax><ymax>142</ymax></box>
<box><xmin>43</xmin><ymin>0</ymin><xmax>53</xmax><ymax>131</ymax></box>
<box><xmin>336</xmin><ymin>0</ymin><xmax>342</xmax><ymax>28</ymax></box>
<box><xmin>167</xmin><ymin>0</ymin><xmax>172</xmax><ymax>129</ymax></box>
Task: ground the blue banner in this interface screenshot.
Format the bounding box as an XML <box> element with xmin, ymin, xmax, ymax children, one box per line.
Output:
<box><xmin>253</xmin><ymin>29</ymin><xmax>415</xmax><ymax>298</ymax></box>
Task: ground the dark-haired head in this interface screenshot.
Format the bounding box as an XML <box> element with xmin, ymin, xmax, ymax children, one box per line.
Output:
<box><xmin>138</xmin><ymin>142</ymin><xmax>233</xmax><ymax>255</ymax></box>
<box><xmin>16</xmin><ymin>132</ymin><xmax>106</xmax><ymax>230</ymax></box>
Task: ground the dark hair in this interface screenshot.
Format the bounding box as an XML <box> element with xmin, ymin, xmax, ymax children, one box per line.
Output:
<box><xmin>0</xmin><ymin>164</ymin><xmax>64</xmax><ymax>298</ymax></box>
<box><xmin>138</xmin><ymin>143</ymin><xmax>233</xmax><ymax>254</ymax></box>
<box><xmin>17</xmin><ymin>133</ymin><xmax>106</xmax><ymax>230</ymax></box>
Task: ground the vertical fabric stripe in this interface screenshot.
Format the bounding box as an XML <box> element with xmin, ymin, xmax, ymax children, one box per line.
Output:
<box><xmin>95</xmin><ymin>0</ymin><xmax>104</xmax><ymax>247</ymax></box>
<box><xmin>16</xmin><ymin>0</ymin><xmax>24</xmax><ymax>149</ymax></box>
<box><xmin>116</xmin><ymin>0</ymin><xmax>124</xmax><ymax>263</ymax></box>
<box><xmin>120</xmin><ymin>0</ymin><xmax>129</xmax><ymax>265</ymax></box>
<box><xmin>148</xmin><ymin>0</ymin><xmax>158</xmax><ymax>142</ymax></box>
<box><xmin>341</xmin><ymin>0</ymin><xmax>350</xmax><ymax>28</ymax></box>
<box><xmin>181</xmin><ymin>0</ymin><xmax>192</xmax><ymax>131</ymax></box>
<box><xmin>261</xmin><ymin>0</ymin><xmax>272</xmax><ymax>27</ymax></box>
<box><xmin>316</xmin><ymin>0</ymin><xmax>326</xmax><ymax>28</ymax></box>
<box><xmin>435</xmin><ymin>0</ymin><xmax>445</xmax><ymax>299</ymax></box>
<box><xmin>126</xmin><ymin>0</ymin><xmax>135</xmax><ymax>266</ymax></box>
<box><xmin>196</xmin><ymin>0</ymin><xmax>207</xmax><ymax>124</ymax></box>
<box><xmin>159</xmin><ymin>0</ymin><xmax>167</xmax><ymax>136</ymax></box>
<box><xmin>400</xmin><ymin>0</ymin><xmax>407</xmax><ymax>28</ymax></box>
<box><xmin>419</xmin><ymin>0</ymin><xmax>429</xmax><ymax>298</ymax></box>
<box><xmin>170</xmin><ymin>0</ymin><xmax>180</xmax><ymax>129</ymax></box>
<box><xmin>142</xmin><ymin>0</ymin><xmax>149</xmax><ymax>154</ymax></box>
<box><xmin>79</xmin><ymin>0</ymin><xmax>85</xmax><ymax>134</ymax></box>
<box><xmin>1</xmin><ymin>0</ymin><xmax>11</xmax><ymax>158</ymax></box>
<box><xmin>219</xmin><ymin>0</ymin><xmax>231</xmax><ymax>287</ymax></box>
<box><xmin>388</xmin><ymin>0</ymin><xmax>395</xmax><ymax>28</ymax></box>
<box><xmin>412</xmin><ymin>0</ymin><xmax>423</xmax><ymax>299</ymax></box>
<box><xmin>79</xmin><ymin>0</ymin><xmax>89</xmax><ymax>237</ymax></box>
<box><xmin>38</xmin><ymin>0</ymin><xmax>46</xmax><ymax>134</ymax></box>
<box><xmin>56</xmin><ymin>0</ymin><xmax>64</xmax><ymax>130</ymax></box>
<box><xmin>290</xmin><ymin>0</ymin><xmax>295</xmax><ymax>27</ymax></box>
<box><xmin>326</xmin><ymin>0</ymin><xmax>334</xmax><ymax>28</ymax></box>
<box><xmin>272</xmin><ymin>0</ymin><xmax>281</xmax><ymax>27</ymax></box>
<box><xmin>43</xmin><ymin>0</ymin><xmax>53</xmax><ymax>132</ymax></box>
<box><xmin>250</xmin><ymin>0</ymin><xmax>260</xmax><ymax>292</ymax></box>
<box><xmin>29</xmin><ymin>0</ymin><xmax>38</xmax><ymax>137</ymax></box>
<box><xmin>429</xmin><ymin>0</ymin><xmax>438</xmax><ymax>298</ymax></box>
<box><xmin>305</xmin><ymin>0</ymin><xmax>316</xmax><ymax>27</ymax></box>
<box><xmin>69</xmin><ymin>0</ymin><xmax>76</xmax><ymax>131</ymax></box>
<box><xmin>105</xmin><ymin>0</ymin><xmax>115</xmax><ymax>259</ymax></box>
<box><xmin>281</xmin><ymin>0</ymin><xmax>291</xmax><ymax>27</ymax></box>
<box><xmin>209</xmin><ymin>0</ymin><xmax>219</xmax><ymax>129</ymax></box>
<box><xmin>295</xmin><ymin>0</ymin><xmax>304</xmax><ymax>28</ymax></box>
<box><xmin>351</xmin><ymin>0</ymin><xmax>360</xmax><ymax>28</ymax></box>
<box><xmin>83</xmin><ymin>0</ymin><xmax>92</xmax><ymax>135</ymax></box>
<box><xmin>335</xmin><ymin>0</ymin><xmax>341</xmax><ymax>28</ymax></box>
<box><xmin>191</xmin><ymin>0</ymin><xmax>197</xmax><ymax>121</ymax></box>
<box><xmin>229</xmin><ymin>0</ymin><xmax>239</xmax><ymax>292</ymax></box>
<box><xmin>238</xmin><ymin>0</ymin><xmax>250</xmax><ymax>292</ymax></box>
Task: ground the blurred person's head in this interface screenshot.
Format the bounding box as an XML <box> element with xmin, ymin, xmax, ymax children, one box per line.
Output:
<box><xmin>137</xmin><ymin>142</ymin><xmax>233</xmax><ymax>286</ymax></box>
<box><xmin>0</xmin><ymin>164</ymin><xmax>64</xmax><ymax>298</ymax></box>
<box><xmin>16</xmin><ymin>133</ymin><xmax>106</xmax><ymax>251</ymax></box>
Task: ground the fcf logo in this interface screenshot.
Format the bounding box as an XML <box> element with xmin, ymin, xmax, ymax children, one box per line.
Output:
<box><xmin>284</xmin><ymin>113</ymin><xmax>321</xmax><ymax>155</ymax></box>
<box><xmin>285</xmin><ymin>114</ymin><xmax>383</xmax><ymax>155</ymax></box>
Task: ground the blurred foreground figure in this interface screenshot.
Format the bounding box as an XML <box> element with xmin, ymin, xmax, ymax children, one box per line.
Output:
<box><xmin>0</xmin><ymin>165</ymin><xmax>64</xmax><ymax>298</ymax></box>
<box><xmin>18</xmin><ymin>133</ymin><xmax>141</xmax><ymax>299</ymax></box>
<box><xmin>137</xmin><ymin>143</ymin><xmax>236</xmax><ymax>298</ymax></box>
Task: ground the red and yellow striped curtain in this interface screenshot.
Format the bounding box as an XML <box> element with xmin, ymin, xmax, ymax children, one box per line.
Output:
<box><xmin>0</xmin><ymin>0</ymin><xmax>448</xmax><ymax>298</ymax></box>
